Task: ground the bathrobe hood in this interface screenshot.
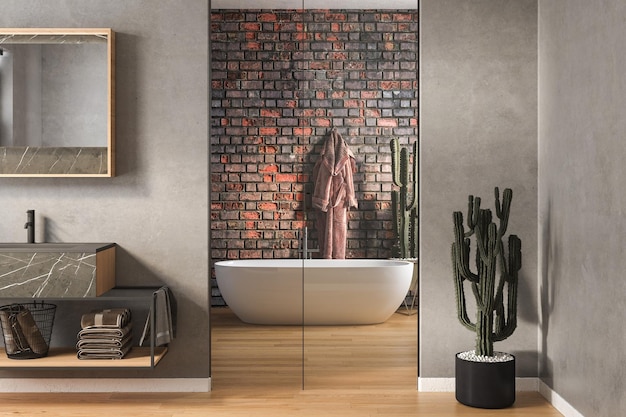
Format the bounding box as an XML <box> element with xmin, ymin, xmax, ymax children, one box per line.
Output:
<box><xmin>312</xmin><ymin>129</ymin><xmax>357</xmax><ymax>212</ymax></box>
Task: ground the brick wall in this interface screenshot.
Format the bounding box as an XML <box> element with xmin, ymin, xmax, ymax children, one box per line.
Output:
<box><xmin>210</xmin><ymin>9</ymin><xmax>418</xmax><ymax>303</ymax></box>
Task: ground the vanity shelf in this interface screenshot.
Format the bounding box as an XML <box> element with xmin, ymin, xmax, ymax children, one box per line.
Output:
<box><xmin>0</xmin><ymin>347</ymin><xmax>167</xmax><ymax>369</ymax></box>
<box><xmin>0</xmin><ymin>286</ymin><xmax>170</xmax><ymax>369</ymax></box>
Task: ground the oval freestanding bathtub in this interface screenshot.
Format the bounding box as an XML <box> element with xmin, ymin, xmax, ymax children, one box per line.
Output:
<box><xmin>215</xmin><ymin>259</ymin><xmax>414</xmax><ymax>325</ymax></box>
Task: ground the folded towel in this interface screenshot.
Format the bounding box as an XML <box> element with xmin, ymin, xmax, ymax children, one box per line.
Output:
<box><xmin>78</xmin><ymin>323</ymin><xmax>132</xmax><ymax>340</ymax></box>
<box><xmin>77</xmin><ymin>325</ymin><xmax>132</xmax><ymax>341</ymax></box>
<box><xmin>77</xmin><ymin>340</ymin><xmax>132</xmax><ymax>360</ymax></box>
<box><xmin>80</xmin><ymin>308</ymin><xmax>131</xmax><ymax>329</ymax></box>
<box><xmin>140</xmin><ymin>287</ymin><xmax>175</xmax><ymax>347</ymax></box>
<box><xmin>76</xmin><ymin>332</ymin><xmax>132</xmax><ymax>350</ymax></box>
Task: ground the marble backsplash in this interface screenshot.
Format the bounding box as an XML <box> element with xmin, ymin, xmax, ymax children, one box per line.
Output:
<box><xmin>0</xmin><ymin>147</ymin><xmax>108</xmax><ymax>175</ymax></box>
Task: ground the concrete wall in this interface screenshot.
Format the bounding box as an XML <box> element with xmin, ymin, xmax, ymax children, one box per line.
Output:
<box><xmin>539</xmin><ymin>1</ymin><xmax>626</xmax><ymax>415</ymax></box>
<box><xmin>0</xmin><ymin>0</ymin><xmax>208</xmax><ymax>385</ymax></box>
<box><xmin>420</xmin><ymin>0</ymin><xmax>538</xmax><ymax>378</ymax></box>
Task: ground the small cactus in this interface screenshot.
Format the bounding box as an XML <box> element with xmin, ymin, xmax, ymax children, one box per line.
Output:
<box><xmin>451</xmin><ymin>187</ymin><xmax>522</xmax><ymax>357</ymax></box>
<box><xmin>390</xmin><ymin>138</ymin><xmax>418</xmax><ymax>259</ymax></box>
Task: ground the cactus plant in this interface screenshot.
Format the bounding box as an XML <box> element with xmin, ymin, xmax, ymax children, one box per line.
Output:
<box><xmin>451</xmin><ymin>187</ymin><xmax>522</xmax><ymax>357</ymax></box>
<box><xmin>390</xmin><ymin>138</ymin><xmax>418</xmax><ymax>259</ymax></box>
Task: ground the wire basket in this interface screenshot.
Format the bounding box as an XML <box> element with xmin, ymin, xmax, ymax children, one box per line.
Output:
<box><xmin>0</xmin><ymin>302</ymin><xmax>56</xmax><ymax>359</ymax></box>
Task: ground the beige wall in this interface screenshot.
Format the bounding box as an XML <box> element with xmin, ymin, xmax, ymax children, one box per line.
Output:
<box><xmin>539</xmin><ymin>1</ymin><xmax>626</xmax><ymax>415</ymax></box>
<box><xmin>0</xmin><ymin>0</ymin><xmax>209</xmax><ymax>382</ymax></box>
<box><xmin>420</xmin><ymin>0</ymin><xmax>538</xmax><ymax>378</ymax></box>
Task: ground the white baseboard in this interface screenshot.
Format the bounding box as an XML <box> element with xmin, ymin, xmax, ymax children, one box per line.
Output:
<box><xmin>418</xmin><ymin>377</ymin><xmax>539</xmax><ymax>392</ymax></box>
<box><xmin>418</xmin><ymin>378</ymin><xmax>585</xmax><ymax>416</ymax></box>
<box><xmin>0</xmin><ymin>378</ymin><xmax>211</xmax><ymax>393</ymax></box>
<box><xmin>417</xmin><ymin>377</ymin><xmax>455</xmax><ymax>391</ymax></box>
<box><xmin>539</xmin><ymin>380</ymin><xmax>585</xmax><ymax>417</ymax></box>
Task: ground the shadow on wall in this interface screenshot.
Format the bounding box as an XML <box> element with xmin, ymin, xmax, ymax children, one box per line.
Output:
<box><xmin>539</xmin><ymin>197</ymin><xmax>557</xmax><ymax>386</ymax></box>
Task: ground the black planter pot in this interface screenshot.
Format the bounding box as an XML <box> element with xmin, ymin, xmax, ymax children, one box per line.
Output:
<box><xmin>455</xmin><ymin>353</ymin><xmax>516</xmax><ymax>409</ymax></box>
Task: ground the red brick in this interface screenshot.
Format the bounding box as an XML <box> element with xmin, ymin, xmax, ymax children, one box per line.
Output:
<box><xmin>293</xmin><ymin>127</ymin><xmax>313</xmax><ymax>136</ymax></box>
<box><xmin>241</xmin><ymin>212</ymin><xmax>260</xmax><ymax>220</ymax></box>
<box><xmin>226</xmin><ymin>183</ymin><xmax>244</xmax><ymax>191</ymax></box>
<box><xmin>244</xmin><ymin>42</ymin><xmax>261</xmax><ymax>51</ymax></box>
<box><xmin>259</xmin><ymin>145</ymin><xmax>278</xmax><ymax>153</ymax></box>
<box><xmin>243</xmin><ymin>231</ymin><xmax>262</xmax><ymax>239</ymax></box>
<box><xmin>293</xmin><ymin>32</ymin><xmax>308</xmax><ymax>41</ymax></box>
<box><xmin>330</xmin><ymin>52</ymin><xmax>347</xmax><ymax>60</ymax></box>
<box><xmin>378</xmin><ymin>119</ymin><xmax>398</xmax><ymax>127</ymax></box>
<box><xmin>274</xmin><ymin>193</ymin><xmax>294</xmax><ymax>201</ymax></box>
<box><xmin>344</xmin><ymin>99</ymin><xmax>361</xmax><ymax>108</ymax></box>
<box><xmin>225</xmin><ymin>202</ymin><xmax>244</xmax><ymax>210</ymax></box>
<box><xmin>381</xmin><ymin>81</ymin><xmax>401</xmax><ymax>90</ymax></box>
<box><xmin>395</xmin><ymin>12</ymin><xmax>414</xmax><ymax>21</ymax></box>
<box><xmin>312</xmin><ymin>118</ymin><xmax>331</xmax><ymax>127</ymax></box>
<box><xmin>240</xmin><ymin>250</ymin><xmax>262</xmax><ymax>259</ymax></box>
<box><xmin>240</xmin><ymin>193</ymin><xmax>261</xmax><ymax>201</ymax></box>
<box><xmin>261</xmin><ymin>109</ymin><xmax>281</xmax><ymax>118</ymax></box>
<box><xmin>240</xmin><ymin>22</ymin><xmax>260</xmax><ymax>31</ymax></box>
<box><xmin>346</xmin><ymin>118</ymin><xmax>365</xmax><ymax>126</ymax></box>
<box><xmin>310</xmin><ymin>62</ymin><xmax>331</xmax><ymax>70</ymax></box>
<box><xmin>258</xmin><ymin>13</ymin><xmax>278</xmax><ymax>22</ymax></box>
<box><xmin>259</xmin><ymin>164</ymin><xmax>278</xmax><ymax>173</ymax></box>
<box><xmin>276</xmin><ymin>174</ymin><xmax>297</xmax><ymax>182</ymax></box>
<box><xmin>325</xmin><ymin>12</ymin><xmax>346</xmax><ymax>21</ymax></box>
<box><xmin>258</xmin><ymin>202</ymin><xmax>278</xmax><ymax>211</ymax></box>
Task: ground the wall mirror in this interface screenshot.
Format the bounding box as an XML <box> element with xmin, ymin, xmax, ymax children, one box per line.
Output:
<box><xmin>0</xmin><ymin>28</ymin><xmax>115</xmax><ymax>177</ymax></box>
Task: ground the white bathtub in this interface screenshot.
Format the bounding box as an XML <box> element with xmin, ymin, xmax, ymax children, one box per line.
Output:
<box><xmin>214</xmin><ymin>259</ymin><xmax>413</xmax><ymax>325</ymax></box>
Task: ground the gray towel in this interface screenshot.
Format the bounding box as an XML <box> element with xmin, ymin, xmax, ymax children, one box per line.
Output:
<box><xmin>78</xmin><ymin>323</ymin><xmax>132</xmax><ymax>340</ymax></box>
<box><xmin>16</xmin><ymin>309</ymin><xmax>48</xmax><ymax>355</ymax></box>
<box><xmin>140</xmin><ymin>287</ymin><xmax>175</xmax><ymax>347</ymax></box>
<box><xmin>0</xmin><ymin>309</ymin><xmax>22</xmax><ymax>355</ymax></box>
<box><xmin>76</xmin><ymin>332</ymin><xmax>132</xmax><ymax>350</ymax></box>
<box><xmin>77</xmin><ymin>339</ymin><xmax>132</xmax><ymax>360</ymax></box>
<box><xmin>80</xmin><ymin>308</ymin><xmax>131</xmax><ymax>329</ymax></box>
<box><xmin>0</xmin><ymin>306</ymin><xmax>47</xmax><ymax>355</ymax></box>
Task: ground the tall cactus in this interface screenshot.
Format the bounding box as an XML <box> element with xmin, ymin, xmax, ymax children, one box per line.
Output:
<box><xmin>451</xmin><ymin>187</ymin><xmax>522</xmax><ymax>357</ymax></box>
<box><xmin>390</xmin><ymin>138</ymin><xmax>418</xmax><ymax>259</ymax></box>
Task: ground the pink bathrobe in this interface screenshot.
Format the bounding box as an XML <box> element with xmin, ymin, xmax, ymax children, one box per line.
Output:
<box><xmin>312</xmin><ymin>129</ymin><xmax>357</xmax><ymax>259</ymax></box>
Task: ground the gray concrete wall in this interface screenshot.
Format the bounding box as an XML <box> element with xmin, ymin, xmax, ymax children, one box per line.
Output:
<box><xmin>539</xmin><ymin>1</ymin><xmax>626</xmax><ymax>415</ymax></box>
<box><xmin>420</xmin><ymin>0</ymin><xmax>538</xmax><ymax>378</ymax></box>
<box><xmin>0</xmin><ymin>0</ymin><xmax>208</xmax><ymax>381</ymax></box>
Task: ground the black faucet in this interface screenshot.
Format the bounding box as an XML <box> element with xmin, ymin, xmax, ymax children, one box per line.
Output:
<box><xmin>24</xmin><ymin>210</ymin><xmax>35</xmax><ymax>243</ymax></box>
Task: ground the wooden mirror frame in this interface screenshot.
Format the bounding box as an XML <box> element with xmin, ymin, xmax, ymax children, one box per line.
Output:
<box><xmin>0</xmin><ymin>28</ymin><xmax>115</xmax><ymax>177</ymax></box>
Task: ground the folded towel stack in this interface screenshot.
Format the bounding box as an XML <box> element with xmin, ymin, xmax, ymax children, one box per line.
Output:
<box><xmin>76</xmin><ymin>308</ymin><xmax>132</xmax><ymax>360</ymax></box>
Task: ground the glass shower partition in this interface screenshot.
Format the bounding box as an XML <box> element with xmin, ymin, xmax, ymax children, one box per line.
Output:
<box><xmin>209</xmin><ymin>5</ymin><xmax>305</xmax><ymax>391</ymax></box>
<box><xmin>210</xmin><ymin>2</ymin><xmax>419</xmax><ymax>392</ymax></box>
<box><xmin>300</xmin><ymin>5</ymin><xmax>419</xmax><ymax>390</ymax></box>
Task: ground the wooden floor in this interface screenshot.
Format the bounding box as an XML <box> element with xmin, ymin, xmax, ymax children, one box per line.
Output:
<box><xmin>0</xmin><ymin>307</ymin><xmax>563</xmax><ymax>416</ymax></box>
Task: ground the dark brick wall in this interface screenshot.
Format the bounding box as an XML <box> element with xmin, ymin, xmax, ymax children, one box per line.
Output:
<box><xmin>210</xmin><ymin>9</ymin><xmax>418</xmax><ymax>303</ymax></box>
